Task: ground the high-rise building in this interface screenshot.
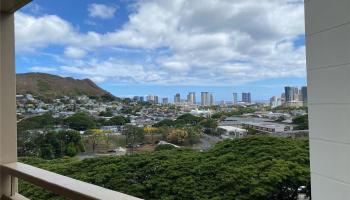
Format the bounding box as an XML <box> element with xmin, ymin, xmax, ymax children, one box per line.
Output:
<box><xmin>210</xmin><ymin>93</ymin><xmax>214</xmax><ymax>105</ymax></box>
<box><xmin>284</xmin><ymin>86</ymin><xmax>305</xmax><ymax>107</ymax></box>
<box><xmin>284</xmin><ymin>86</ymin><xmax>300</xmax><ymax>102</ymax></box>
<box><xmin>174</xmin><ymin>93</ymin><xmax>181</xmax><ymax>104</ymax></box>
<box><xmin>146</xmin><ymin>95</ymin><xmax>152</xmax><ymax>103</ymax></box>
<box><xmin>301</xmin><ymin>86</ymin><xmax>307</xmax><ymax>103</ymax></box>
<box><xmin>242</xmin><ymin>92</ymin><xmax>251</xmax><ymax>104</ymax></box>
<box><xmin>233</xmin><ymin>93</ymin><xmax>238</xmax><ymax>105</ymax></box>
<box><xmin>162</xmin><ymin>98</ymin><xmax>169</xmax><ymax>105</ymax></box>
<box><xmin>133</xmin><ymin>96</ymin><xmax>141</xmax><ymax>102</ymax></box>
<box><xmin>147</xmin><ymin>95</ymin><xmax>159</xmax><ymax>104</ymax></box>
<box><xmin>270</xmin><ymin>96</ymin><xmax>277</xmax><ymax>107</ymax></box>
<box><xmin>187</xmin><ymin>92</ymin><xmax>196</xmax><ymax>105</ymax></box>
<box><xmin>294</xmin><ymin>87</ymin><xmax>300</xmax><ymax>101</ymax></box>
<box><xmin>201</xmin><ymin>92</ymin><xmax>210</xmax><ymax>106</ymax></box>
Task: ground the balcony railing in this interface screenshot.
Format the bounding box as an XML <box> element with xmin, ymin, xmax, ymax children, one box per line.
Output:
<box><xmin>1</xmin><ymin>162</ymin><xmax>142</xmax><ymax>200</ymax></box>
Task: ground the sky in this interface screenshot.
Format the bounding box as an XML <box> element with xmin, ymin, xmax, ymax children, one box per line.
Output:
<box><xmin>16</xmin><ymin>0</ymin><xmax>307</xmax><ymax>102</ymax></box>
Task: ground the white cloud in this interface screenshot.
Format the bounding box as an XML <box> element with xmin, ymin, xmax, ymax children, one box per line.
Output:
<box><xmin>30</xmin><ymin>66</ymin><xmax>57</xmax><ymax>73</ymax></box>
<box><xmin>17</xmin><ymin>0</ymin><xmax>306</xmax><ymax>86</ymax></box>
<box><xmin>64</xmin><ymin>47</ymin><xmax>87</xmax><ymax>59</ymax></box>
<box><xmin>88</xmin><ymin>3</ymin><xmax>117</xmax><ymax>19</ymax></box>
<box><xmin>15</xmin><ymin>12</ymin><xmax>75</xmax><ymax>51</ymax></box>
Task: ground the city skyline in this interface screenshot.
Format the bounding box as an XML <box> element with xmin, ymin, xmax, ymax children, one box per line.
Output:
<box><xmin>115</xmin><ymin>83</ymin><xmax>307</xmax><ymax>103</ymax></box>
<box><xmin>129</xmin><ymin>84</ymin><xmax>306</xmax><ymax>104</ymax></box>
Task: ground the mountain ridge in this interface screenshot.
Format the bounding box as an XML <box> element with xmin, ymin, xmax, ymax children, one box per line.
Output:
<box><xmin>16</xmin><ymin>73</ymin><xmax>114</xmax><ymax>99</ymax></box>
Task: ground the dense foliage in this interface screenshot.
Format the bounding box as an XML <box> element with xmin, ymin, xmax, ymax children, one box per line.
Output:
<box><xmin>17</xmin><ymin>113</ymin><xmax>58</xmax><ymax>133</ymax></box>
<box><xmin>19</xmin><ymin>136</ymin><xmax>310</xmax><ymax>200</ymax></box>
<box><xmin>103</xmin><ymin>116</ymin><xmax>130</xmax><ymax>126</ymax></box>
<box><xmin>154</xmin><ymin>114</ymin><xmax>204</xmax><ymax>127</ymax></box>
<box><xmin>293</xmin><ymin>115</ymin><xmax>309</xmax><ymax>130</ymax></box>
<box><xmin>18</xmin><ymin>130</ymin><xmax>85</xmax><ymax>159</ymax></box>
<box><xmin>64</xmin><ymin>112</ymin><xmax>97</xmax><ymax>131</ymax></box>
<box><xmin>211</xmin><ymin>107</ymin><xmax>257</xmax><ymax>120</ymax></box>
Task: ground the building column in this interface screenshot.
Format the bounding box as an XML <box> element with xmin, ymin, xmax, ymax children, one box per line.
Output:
<box><xmin>305</xmin><ymin>0</ymin><xmax>350</xmax><ymax>199</ymax></box>
<box><xmin>0</xmin><ymin>11</ymin><xmax>17</xmax><ymax>197</ymax></box>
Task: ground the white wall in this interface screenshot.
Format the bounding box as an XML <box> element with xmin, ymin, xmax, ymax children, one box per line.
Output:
<box><xmin>305</xmin><ymin>0</ymin><xmax>350</xmax><ymax>199</ymax></box>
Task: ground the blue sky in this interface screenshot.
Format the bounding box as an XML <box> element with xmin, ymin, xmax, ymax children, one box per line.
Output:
<box><xmin>16</xmin><ymin>0</ymin><xmax>306</xmax><ymax>102</ymax></box>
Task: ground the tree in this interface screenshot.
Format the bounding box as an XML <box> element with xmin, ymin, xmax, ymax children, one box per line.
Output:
<box><xmin>154</xmin><ymin>114</ymin><xmax>204</xmax><ymax>128</ymax></box>
<box><xmin>19</xmin><ymin>130</ymin><xmax>84</xmax><ymax>159</ymax></box>
<box><xmin>64</xmin><ymin>112</ymin><xmax>96</xmax><ymax>131</ymax></box>
<box><xmin>293</xmin><ymin>115</ymin><xmax>309</xmax><ymax>130</ymax></box>
<box><xmin>144</xmin><ymin>127</ymin><xmax>159</xmax><ymax>144</ymax></box>
<box><xmin>99</xmin><ymin>110</ymin><xmax>113</xmax><ymax>117</ymax></box>
<box><xmin>39</xmin><ymin>144</ymin><xmax>55</xmax><ymax>159</ymax></box>
<box><xmin>85</xmin><ymin>129</ymin><xmax>106</xmax><ymax>153</ymax></box>
<box><xmin>153</xmin><ymin>119</ymin><xmax>175</xmax><ymax>127</ymax></box>
<box><xmin>167</xmin><ymin>128</ymin><xmax>188</xmax><ymax>144</ymax></box>
<box><xmin>19</xmin><ymin>136</ymin><xmax>310</xmax><ymax>200</ymax></box>
<box><xmin>200</xmin><ymin>118</ymin><xmax>218</xmax><ymax>135</ymax></box>
<box><xmin>65</xmin><ymin>143</ymin><xmax>77</xmax><ymax>157</ymax></box>
<box><xmin>101</xmin><ymin>93</ymin><xmax>117</xmax><ymax>102</ymax></box>
<box><xmin>176</xmin><ymin>113</ymin><xmax>204</xmax><ymax>125</ymax></box>
<box><xmin>17</xmin><ymin>113</ymin><xmax>57</xmax><ymax>133</ymax></box>
<box><xmin>247</xmin><ymin>127</ymin><xmax>259</xmax><ymax>135</ymax></box>
<box><xmin>104</xmin><ymin>116</ymin><xmax>130</xmax><ymax>126</ymax></box>
<box><xmin>123</xmin><ymin>125</ymin><xmax>145</xmax><ymax>154</ymax></box>
<box><xmin>185</xmin><ymin>126</ymin><xmax>201</xmax><ymax>145</ymax></box>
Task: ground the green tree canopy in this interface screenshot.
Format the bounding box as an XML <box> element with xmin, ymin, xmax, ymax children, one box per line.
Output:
<box><xmin>293</xmin><ymin>115</ymin><xmax>309</xmax><ymax>130</ymax></box>
<box><xmin>20</xmin><ymin>136</ymin><xmax>310</xmax><ymax>200</ymax></box>
<box><xmin>18</xmin><ymin>113</ymin><xmax>57</xmax><ymax>133</ymax></box>
<box><xmin>104</xmin><ymin>116</ymin><xmax>130</xmax><ymax>126</ymax></box>
<box><xmin>64</xmin><ymin>112</ymin><xmax>96</xmax><ymax>131</ymax></box>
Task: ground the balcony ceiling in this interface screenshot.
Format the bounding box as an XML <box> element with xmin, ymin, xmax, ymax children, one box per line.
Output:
<box><xmin>1</xmin><ymin>0</ymin><xmax>31</xmax><ymax>13</ymax></box>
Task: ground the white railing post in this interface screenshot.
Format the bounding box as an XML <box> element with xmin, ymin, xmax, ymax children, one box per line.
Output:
<box><xmin>0</xmin><ymin>10</ymin><xmax>17</xmax><ymax>197</ymax></box>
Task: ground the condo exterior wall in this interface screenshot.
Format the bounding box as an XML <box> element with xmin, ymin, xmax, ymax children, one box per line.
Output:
<box><xmin>0</xmin><ymin>10</ymin><xmax>17</xmax><ymax>197</ymax></box>
<box><xmin>305</xmin><ymin>0</ymin><xmax>350</xmax><ymax>199</ymax></box>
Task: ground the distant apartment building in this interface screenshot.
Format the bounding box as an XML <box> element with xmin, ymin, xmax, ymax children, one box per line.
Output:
<box><xmin>242</xmin><ymin>92</ymin><xmax>251</xmax><ymax>104</ymax></box>
<box><xmin>270</xmin><ymin>96</ymin><xmax>278</xmax><ymax>108</ymax></box>
<box><xmin>174</xmin><ymin>93</ymin><xmax>181</xmax><ymax>104</ymax></box>
<box><xmin>284</xmin><ymin>87</ymin><xmax>293</xmax><ymax>102</ymax></box>
<box><xmin>133</xmin><ymin>96</ymin><xmax>141</xmax><ymax>102</ymax></box>
<box><xmin>280</xmin><ymin>92</ymin><xmax>285</xmax><ymax>105</ymax></box>
<box><xmin>210</xmin><ymin>93</ymin><xmax>214</xmax><ymax>105</ymax></box>
<box><xmin>284</xmin><ymin>86</ymin><xmax>307</xmax><ymax>107</ymax></box>
<box><xmin>147</xmin><ymin>95</ymin><xmax>159</xmax><ymax>104</ymax></box>
<box><xmin>233</xmin><ymin>92</ymin><xmax>238</xmax><ymax>105</ymax></box>
<box><xmin>201</xmin><ymin>92</ymin><xmax>210</xmax><ymax>106</ymax></box>
<box><xmin>284</xmin><ymin>86</ymin><xmax>299</xmax><ymax>102</ymax></box>
<box><xmin>187</xmin><ymin>92</ymin><xmax>196</xmax><ymax>105</ymax></box>
<box><xmin>162</xmin><ymin>98</ymin><xmax>169</xmax><ymax>105</ymax></box>
<box><xmin>270</xmin><ymin>96</ymin><xmax>282</xmax><ymax>108</ymax></box>
<box><xmin>301</xmin><ymin>86</ymin><xmax>307</xmax><ymax>105</ymax></box>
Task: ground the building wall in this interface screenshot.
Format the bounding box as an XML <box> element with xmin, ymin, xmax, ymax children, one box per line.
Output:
<box><xmin>305</xmin><ymin>0</ymin><xmax>350</xmax><ymax>199</ymax></box>
<box><xmin>0</xmin><ymin>11</ymin><xmax>17</xmax><ymax>196</ymax></box>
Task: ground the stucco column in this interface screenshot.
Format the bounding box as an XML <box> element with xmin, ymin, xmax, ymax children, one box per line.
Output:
<box><xmin>0</xmin><ymin>11</ymin><xmax>17</xmax><ymax>197</ymax></box>
<box><xmin>305</xmin><ymin>0</ymin><xmax>350</xmax><ymax>199</ymax></box>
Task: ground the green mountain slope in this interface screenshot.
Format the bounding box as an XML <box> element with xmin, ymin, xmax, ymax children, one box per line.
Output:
<box><xmin>16</xmin><ymin>73</ymin><xmax>113</xmax><ymax>99</ymax></box>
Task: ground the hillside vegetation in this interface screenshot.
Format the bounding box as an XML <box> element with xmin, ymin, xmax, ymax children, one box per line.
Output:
<box><xmin>19</xmin><ymin>136</ymin><xmax>310</xmax><ymax>200</ymax></box>
<box><xmin>16</xmin><ymin>73</ymin><xmax>113</xmax><ymax>100</ymax></box>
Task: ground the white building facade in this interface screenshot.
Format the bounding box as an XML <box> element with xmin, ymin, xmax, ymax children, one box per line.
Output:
<box><xmin>305</xmin><ymin>0</ymin><xmax>350</xmax><ymax>199</ymax></box>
